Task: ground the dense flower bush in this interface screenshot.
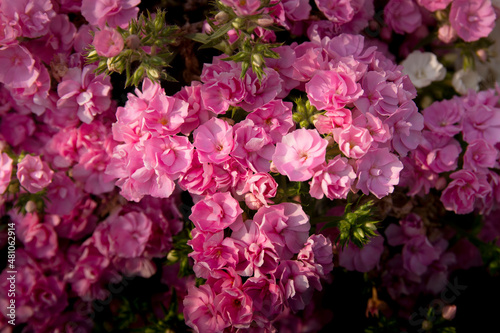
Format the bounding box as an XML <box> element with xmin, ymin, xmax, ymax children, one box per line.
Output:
<box><xmin>1</xmin><ymin>0</ymin><xmax>500</xmax><ymax>332</ymax></box>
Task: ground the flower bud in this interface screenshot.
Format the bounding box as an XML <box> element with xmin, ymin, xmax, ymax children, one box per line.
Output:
<box><xmin>252</xmin><ymin>53</ymin><xmax>264</xmax><ymax>68</ymax></box>
<box><xmin>442</xmin><ymin>305</ymin><xmax>456</xmax><ymax>320</ymax></box>
<box><xmin>232</xmin><ymin>17</ymin><xmax>245</xmax><ymax>29</ymax></box>
<box><xmin>215</xmin><ymin>11</ymin><xmax>229</xmax><ymax>23</ymax></box>
<box><xmin>147</xmin><ymin>67</ymin><xmax>161</xmax><ymax>80</ymax></box>
<box><xmin>125</xmin><ymin>34</ymin><xmax>141</xmax><ymax>49</ymax></box>
<box><xmin>25</xmin><ymin>201</ymin><xmax>37</xmax><ymax>213</ymax></box>
<box><xmin>256</xmin><ymin>14</ymin><xmax>274</xmax><ymax>27</ymax></box>
<box><xmin>167</xmin><ymin>250</ymin><xmax>179</xmax><ymax>263</ymax></box>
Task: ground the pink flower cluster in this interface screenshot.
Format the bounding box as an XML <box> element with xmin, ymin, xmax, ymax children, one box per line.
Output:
<box><xmin>184</xmin><ymin>201</ymin><xmax>333</xmax><ymax>332</ymax></box>
<box><xmin>401</xmin><ymin>88</ymin><xmax>500</xmax><ymax>215</ymax></box>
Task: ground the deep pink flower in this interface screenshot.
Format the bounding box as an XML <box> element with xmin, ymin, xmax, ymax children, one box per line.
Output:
<box><xmin>298</xmin><ymin>234</ymin><xmax>334</xmax><ymax>279</ymax></box>
<box><xmin>416</xmin><ymin>0</ymin><xmax>452</xmax><ymax>11</ymax></box>
<box><xmin>0</xmin><ymin>152</ymin><xmax>13</xmax><ymax>194</ymax></box>
<box><xmin>81</xmin><ymin>0</ymin><xmax>140</xmax><ymax>28</ymax></box>
<box><xmin>265</xmin><ymin>46</ymin><xmax>299</xmax><ymax>97</ymax></box>
<box><xmin>0</xmin><ymin>113</ymin><xmax>36</xmax><ymax>147</ymax></box>
<box><xmin>0</xmin><ymin>0</ymin><xmax>56</xmax><ymax>38</ymax></box>
<box><xmin>174</xmin><ymin>81</ymin><xmax>214</xmax><ymax>135</ymax></box>
<box><xmin>214</xmin><ymin>287</ymin><xmax>253</xmax><ymax>329</ymax></box>
<box><xmin>46</xmin><ymin>172</ymin><xmax>83</xmax><ymax>216</ymax></box>
<box><xmin>338</xmin><ymin>232</ymin><xmax>384</xmax><ymax>272</ymax></box>
<box><xmin>334</xmin><ymin>124</ymin><xmax>373</xmax><ymax>159</ymax></box>
<box><xmin>282</xmin><ymin>0</ymin><xmax>312</xmax><ymax>21</ymax></box>
<box><xmin>414</xmin><ymin>131</ymin><xmax>461</xmax><ymax>174</ymax></box>
<box><xmin>450</xmin><ymin>0</ymin><xmax>496</xmax><ymax>42</ymax></box>
<box><xmin>441</xmin><ymin>170</ymin><xmax>491</xmax><ymax>214</ymax></box>
<box><xmin>193</xmin><ymin>117</ymin><xmax>234</xmax><ymax>164</ymax></box>
<box><xmin>142</xmin><ymin>94</ymin><xmax>188</xmax><ymax>136</ymax></box>
<box><xmin>177</xmin><ymin>151</ymin><xmax>217</xmax><ymax>196</ymax></box>
<box><xmin>93</xmin><ymin>26</ymin><xmax>124</xmax><ymax>57</ymax></box>
<box><xmin>273</xmin><ymin>128</ymin><xmax>328</xmax><ymax>182</ymax></box>
<box><xmin>402</xmin><ymin>235</ymin><xmax>440</xmax><ymax>276</ymax></box>
<box><xmin>190</xmin><ymin>192</ymin><xmax>243</xmax><ymax>233</ymax></box>
<box><xmin>183</xmin><ymin>284</ymin><xmax>227</xmax><ymax>333</ymax></box>
<box><xmin>254</xmin><ymin>203</ymin><xmax>311</xmax><ymax>259</ymax></box>
<box><xmin>423</xmin><ymin>99</ymin><xmax>463</xmax><ymax>137</ymax></box>
<box><xmin>219</xmin><ymin>0</ymin><xmax>261</xmax><ymax>16</ymax></box>
<box><xmin>384</xmin><ymin>0</ymin><xmax>422</xmax><ymax>35</ymax></box>
<box><xmin>108</xmin><ymin>211</ymin><xmax>152</xmax><ymax>258</ymax></box>
<box><xmin>276</xmin><ymin>260</ymin><xmax>322</xmax><ymax>312</ymax></box>
<box><xmin>241</xmin><ymin>172</ymin><xmax>278</xmax><ymax>210</ymax></box>
<box><xmin>306</xmin><ymin>69</ymin><xmax>362</xmax><ymax>111</ymax></box>
<box><xmin>462</xmin><ymin>104</ymin><xmax>500</xmax><ymax>145</ymax></box>
<box><xmin>385</xmin><ymin>100</ymin><xmax>424</xmax><ymax>157</ymax></box>
<box><xmin>231</xmin><ymin>220</ymin><xmax>280</xmax><ymax>277</ymax></box>
<box><xmin>309</xmin><ymin>155</ymin><xmax>356</xmax><ymax>200</ymax></box>
<box><xmin>201</xmin><ymin>71</ymin><xmax>246</xmax><ymax>114</ymax></box>
<box><xmin>242</xmin><ymin>276</ymin><xmax>283</xmax><ymax>324</ymax></box>
<box><xmin>238</xmin><ymin>68</ymin><xmax>283</xmax><ymax>112</ymax></box>
<box><xmin>17</xmin><ymin>155</ymin><xmax>54</xmax><ymax>193</ymax></box>
<box><xmin>143</xmin><ymin>136</ymin><xmax>194</xmax><ymax>179</ymax></box>
<box><xmin>463</xmin><ymin>139</ymin><xmax>498</xmax><ymax>172</ymax></box>
<box><xmin>246</xmin><ymin>100</ymin><xmax>294</xmax><ymax>143</ymax></box>
<box><xmin>23</xmin><ymin>223</ymin><xmax>58</xmax><ymax>259</ymax></box>
<box><xmin>354</xmin><ymin>71</ymin><xmax>400</xmax><ymax>117</ymax></box>
<box><xmin>385</xmin><ymin>213</ymin><xmax>426</xmax><ymax>246</ymax></box>
<box><xmin>356</xmin><ymin>148</ymin><xmax>403</xmax><ymax>199</ymax></box>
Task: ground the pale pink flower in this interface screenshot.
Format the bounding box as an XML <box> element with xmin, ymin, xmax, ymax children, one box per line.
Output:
<box><xmin>254</xmin><ymin>203</ymin><xmax>311</xmax><ymax>259</ymax></box>
<box><xmin>386</xmin><ymin>100</ymin><xmax>424</xmax><ymax>157</ymax></box>
<box><xmin>338</xmin><ymin>232</ymin><xmax>384</xmax><ymax>272</ymax></box>
<box><xmin>190</xmin><ymin>192</ymin><xmax>243</xmax><ymax>233</ymax></box>
<box><xmin>463</xmin><ymin>139</ymin><xmax>498</xmax><ymax>172</ymax></box>
<box><xmin>354</xmin><ymin>71</ymin><xmax>400</xmax><ymax>117</ymax></box>
<box><xmin>193</xmin><ymin>117</ymin><xmax>234</xmax><ymax>164</ymax></box>
<box><xmin>17</xmin><ymin>155</ymin><xmax>54</xmax><ymax>193</ymax></box>
<box><xmin>0</xmin><ymin>45</ymin><xmax>39</xmax><ymax>89</ymax></box>
<box><xmin>92</xmin><ymin>26</ymin><xmax>124</xmax><ymax>57</ymax></box>
<box><xmin>441</xmin><ymin>170</ymin><xmax>491</xmax><ymax>214</ymax></box>
<box><xmin>201</xmin><ymin>71</ymin><xmax>246</xmax><ymax>114</ymax></box>
<box><xmin>57</xmin><ymin>65</ymin><xmax>112</xmax><ymax>124</ymax></box>
<box><xmin>183</xmin><ymin>284</ymin><xmax>227</xmax><ymax>333</ymax></box>
<box><xmin>450</xmin><ymin>0</ymin><xmax>496</xmax><ymax>42</ymax></box>
<box><xmin>352</xmin><ymin>111</ymin><xmax>391</xmax><ymax>144</ymax></box>
<box><xmin>0</xmin><ymin>13</ymin><xmax>22</xmax><ymax>47</ymax></box>
<box><xmin>232</xmin><ymin>119</ymin><xmax>275</xmax><ymax>173</ymax></box>
<box><xmin>309</xmin><ymin>155</ymin><xmax>356</xmax><ymax>200</ymax></box>
<box><xmin>384</xmin><ymin>0</ymin><xmax>422</xmax><ymax>34</ymax></box>
<box><xmin>282</xmin><ymin>0</ymin><xmax>312</xmax><ymax>21</ymax></box>
<box><xmin>402</xmin><ymin>235</ymin><xmax>440</xmax><ymax>276</ymax></box>
<box><xmin>356</xmin><ymin>148</ymin><xmax>404</xmax><ymax>199</ymax></box>
<box><xmin>0</xmin><ymin>153</ymin><xmax>13</xmax><ymax>194</ymax></box>
<box><xmin>306</xmin><ymin>69</ymin><xmax>362</xmax><ymax>111</ymax></box>
<box><xmin>265</xmin><ymin>46</ymin><xmax>299</xmax><ymax>97</ymax></box>
<box><xmin>273</xmin><ymin>128</ymin><xmax>328</xmax><ymax>182</ymax></box>
<box><xmin>314</xmin><ymin>108</ymin><xmax>353</xmax><ymax>134</ymax></box>
<box><xmin>143</xmin><ymin>135</ymin><xmax>194</xmax><ymax>179</ymax></box>
<box><xmin>291</xmin><ymin>42</ymin><xmax>330</xmax><ymax>82</ymax></box>
<box><xmin>334</xmin><ymin>124</ymin><xmax>373</xmax><ymax>159</ymax></box>
<box><xmin>81</xmin><ymin>0</ymin><xmax>140</xmax><ymax>29</ymax></box>
<box><xmin>314</xmin><ymin>0</ymin><xmax>355</xmax><ymax>24</ymax></box>
<box><xmin>142</xmin><ymin>94</ymin><xmax>188</xmax><ymax>136</ymax></box>
<box><xmin>108</xmin><ymin>211</ymin><xmax>152</xmax><ymax>258</ymax></box>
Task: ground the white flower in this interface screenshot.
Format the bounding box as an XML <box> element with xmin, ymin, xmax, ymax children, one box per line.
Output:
<box><xmin>401</xmin><ymin>51</ymin><xmax>447</xmax><ymax>88</ymax></box>
<box><xmin>452</xmin><ymin>68</ymin><xmax>481</xmax><ymax>95</ymax></box>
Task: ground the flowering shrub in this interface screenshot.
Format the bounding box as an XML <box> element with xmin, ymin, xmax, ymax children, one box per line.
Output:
<box><xmin>1</xmin><ymin>0</ymin><xmax>500</xmax><ymax>332</ymax></box>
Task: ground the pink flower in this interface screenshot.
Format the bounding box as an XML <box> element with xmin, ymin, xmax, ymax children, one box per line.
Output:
<box><xmin>462</xmin><ymin>104</ymin><xmax>500</xmax><ymax>145</ymax></box>
<box><xmin>242</xmin><ymin>276</ymin><xmax>283</xmax><ymax>324</ymax></box>
<box><xmin>0</xmin><ymin>0</ymin><xmax>55</xmax><ymax>38</ymax></box>
<box><xmin>276</xmin><ymin>260</ymin><xmax>322</xmax><ymax>312</ymax></box>
<box><xmin>438</xmin><ymin>24</ymin><xmax>458</xmax><ymax>43</ymax></box>
<box><xmin>23</xmin><ymin>223</ymin><xmax>58</xmax><ymax>259</ymax></box>
<box><xmin>385</xmin><ymin>213</ymin><xmax>426</xmax><ymax>246</ymax></box>
<box><xmin>414</xmin><ymin>131</ymin><xmax>461</xmax><ymax>174</ymax></box>
<box><xmin>231</xmin><ymin>220</ymin><xmax>280</xmax><ymax>277</ymax></box>
<box><xmin>422</xmin><ymin>99</ymin><xmax>463</xmax><ymax>137</ymax></box>
<box><xmin>355</xmin><ymin>148</ymin><xmax>404</xmax><ymax>199</ymax></box>
<box><xmin>57</xmin><ymin>65</ymin><xmax>112</xmax><ymax>124</ymax></box>
<box><xmin>386</xmin><ymin>100</ymin><xmax>424</xmax><ymax>157</ymax></box>
<box><xmin>92</xmin><ymin>26</ymin><xmax>124</xmax><ymax>57</ymax></box>
<box><xmin>450</xmin><ymin>0</ymin><xmax>496</xmax><ymax>42</ymax></box>
<box><xmin>219</xmin><ymin>0</ymin><xmax>261</xmax><ymax>16</ymax></box>
<box><xmin>416</xmin><ymin>0</ymin><xmax>452</xmax><ymax>11</ymax></box>
<box><xmin>282</xmin><ymin>0</ymin><xmax>312</xmax><ymax>21</ymax></box>
<box><xmin>143</xmin><ymin>136</ymin><xmax>194</xmax><ymax>179</ymax></box>
<box><xmin>441</xmin><ymin>170</ymin><xmax>491</xmax><ymax>214</ymax></box>
<box><xmin>174</xmin><ymin>81</ymin><xmax>213</xmax><ymax>135</ymax></box>
<box><xmin>334</xmin><ymin>124</ymin><xmax>373</xmax><ymax>159</ymax></box>
<box><xmin>0</xmin><ymin>113</ymin><xmax>35</xmax><ymax>147</ymax></box>
<box><xmin>46</xmin><ymin>172</ymin><xmax>83</xmax><ymax>216</ymax></box>
<box><xmin>193</xmin><ymin>117</ymin><xmax>234</xmax><ymax>164</ymax></box>
<box><xmin>309</xmin><ymin>155</ymin><xmax>356</xmax><ymax>200</ymax></box>
<box><xmin>306</xmin><ymin>69</ymin><xmax>362</xmax><ymax>111</ymax></box>
<box><xmin>338</xmin><ymin>232</ymin><xmax>384</xmax><ymax>272</ymax></box>
<box><xmin>177</xmin><ymin>151</ymin><xmax>217</xmax><ymax>196</ymax></box>
<box><xmin>184</xmin><ymin>284</ymin><xmax>227</xmax><ymax>333</ymax></box>
<box><xmin>254</xmin><ymin>203</ymin><xmax>311</xmax><ymax>259</ymax></box>
<box><xmin>402</xmin><ymin>235</ymin><xmax>440</xmax><ymax>275</ymax></box>
<box><xmin>142</xmin><ymin>94</ymin><xmax>189</xmax><ymax>136</ymax></box>
<box><xmin>0</xmin><ymin>153</ymin><xmax>13</xmax><ymax>194</ymax></box>
<box><xmin>232</xmin><ymin>119</ymin><xmax>275</xmax><ymax>173</ymax></box>
<box><xmin>238</xmin><ymin>68</ymin><xmax>283</xmax><ymax>112</ymax></box>
<box><xmin>0</xmin><ymin>45</ymin><xmax>39</xmax><ymax>89</ymax></box>
<box><xmin>107</xmin><ymin>211</ymin><xmax>152</xmax><ymax>258</ymax></box>
<box><xmin>298</xmin><ymin>234</ymin><xmax>334</xmax><ymax>279</ymax></box>
<box><xmin>190</xmin><ymin>192</ymin><xmax>243</xmax><ymax>233</ymax></box>
<box><xmin>241</xmin><ymin>172</ymin><xmax>278</xmax><ymax>210</ymax></box>
<box><xmin>463</xmin><ymin>139</ymin><xmax>498</xmax><ymax>172</ymax></box>
<box><xmin>81</xmin><ymin>0</ymin><xmax>140</xmax><ymax>29</ymax></box>
<box><xmin>314</xmin><ymin>0</ymin><xmax>355</xmax><ymax>24</ymax></box>
<box><xmin>273</xmin><ymin>128</ymin><xmax>328</xmax><ymax>182</ymax></box>
<box><xmin>246</xmin><ymin>100</ymin><xmax>294</xmax><ymax>143</ymax></box>
<box><xmin>384</xmin><ymin>0</ymin><xmax>422</xmax><ymax>35</ymax></box>
<box><xmin>214</xmin><ymin>287</ymin><xmax>253</xmax><ymax>329</ymax></box>
<box><xmin>17</xmin><ymin>155</ymin><xmax>54</xmax><ymax>193</ymax></box>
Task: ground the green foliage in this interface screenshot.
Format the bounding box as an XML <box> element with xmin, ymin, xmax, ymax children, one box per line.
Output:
<box><xmin>86</xmin><ymin>10</ymin><xmax>179</xmax><ymax>87</ymax></box>
<box><xmin>292</xmin><ymin>96</ymin><xmax>321</xmax><ymax>129</ymax></box>
<box><xmin>187</xmin><ymin>0</ymin><xmax>282</xmax><ymax>81</ymax></box>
